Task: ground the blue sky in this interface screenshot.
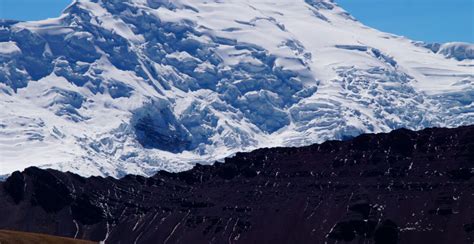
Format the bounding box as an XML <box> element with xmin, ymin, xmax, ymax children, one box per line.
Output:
<box><xmin>337</xmin><ymin>0</ymin><xmax>474</xmax><ymax>43</ymax></box>
<box><xmin>0</xmin><ymin>0</ymin><xmax>71</xmax><ymax>21</ymax></box>
<box><xmin>0</xmin><ymin>0</ymin><xmax>473</xmax><ymax>43</ymax></box>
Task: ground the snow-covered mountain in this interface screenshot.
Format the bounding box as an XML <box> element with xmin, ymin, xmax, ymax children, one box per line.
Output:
<box><xmin>0</xmin><ymin>0</ymin><xmax>472</xmax><ymax>177</ymax></box>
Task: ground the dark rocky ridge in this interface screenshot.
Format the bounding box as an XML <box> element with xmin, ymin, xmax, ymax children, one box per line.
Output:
<box><xmin>1</xmin><ymin>125</ymin><xmax>473</xmax><ymax>244</ymax></box>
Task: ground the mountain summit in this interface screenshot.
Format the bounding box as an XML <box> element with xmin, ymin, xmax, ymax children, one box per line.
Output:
<box><xmin>0</xmin><ymin>0</ymin><xmax>472</xmax><ymax>177</ymax></box>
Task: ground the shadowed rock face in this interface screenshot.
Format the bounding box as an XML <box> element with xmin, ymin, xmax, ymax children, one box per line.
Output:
<box><xmin>1</xmin><ymin>125</ymin><xmax>473</xmax><ymax>243</ymax></box>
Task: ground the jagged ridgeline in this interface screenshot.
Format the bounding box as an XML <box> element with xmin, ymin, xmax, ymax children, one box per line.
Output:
<box><xmin>0</xmin><ymin>0</ymin><xmax>473</xmax><ymax>177</ymax></box>
<box><xmin>1</xmin><ymin>126</ymin><xmax>473</xmax><ymax>243</ymax></box>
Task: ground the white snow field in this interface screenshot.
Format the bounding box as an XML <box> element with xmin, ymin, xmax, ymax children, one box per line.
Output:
<box><xmin>0</xmin><ymin>0</ymin><xmax>472</xmax><ymax>177</ymax></box>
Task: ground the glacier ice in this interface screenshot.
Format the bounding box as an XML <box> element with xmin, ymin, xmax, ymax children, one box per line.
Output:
<box><xmin>0</xmin><ymin>0</ymin><xmax>472</xmax><ymax>177</ymax></box>
<box><xmin>418</xmin><ymin>41</ymin><xmax>474</xmax><ymax>61</ymax></box>
<box><xmin>437</xmin><ymin>42</ymin><xmax>474</xmax><ymax>61</ymax></box>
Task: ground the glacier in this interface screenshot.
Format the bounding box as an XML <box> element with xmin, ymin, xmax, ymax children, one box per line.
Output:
<box><xmin>0</xmin><ymin>0</ymin><xmax>473</xmax><ymax>177</ymax></box>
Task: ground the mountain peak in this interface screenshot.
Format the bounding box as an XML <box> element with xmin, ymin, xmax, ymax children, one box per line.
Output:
<box><xmin>0</xmin><ymin>0</ymin><xmax>472</xmax><ymax>177</ymax></box>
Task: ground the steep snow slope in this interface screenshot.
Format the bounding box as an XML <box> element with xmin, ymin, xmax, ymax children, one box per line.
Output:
<box><xmin>0</xmin><ymin>0</ymin><xmax>473</xmax><ymax>177</ymax></box>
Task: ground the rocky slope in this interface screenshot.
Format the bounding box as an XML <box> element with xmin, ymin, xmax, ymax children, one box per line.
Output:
<box><xmin>1</xmin><ymin>0</ymin><xmax>473</xmax><ymax>177</ymax></box>
<box><xmin>1</xmin><ymin>125</ymin><xmax>473</xmax><ymax>243</ymax></box>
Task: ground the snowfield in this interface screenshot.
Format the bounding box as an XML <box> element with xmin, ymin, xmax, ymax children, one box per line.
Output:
<box><xmin>0</xmin><ymin>0</ymin><xmax>473</xmax><ymax>177</ymax></box>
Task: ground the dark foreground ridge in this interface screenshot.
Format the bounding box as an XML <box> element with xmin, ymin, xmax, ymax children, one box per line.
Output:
<box><xmin>1</xmin><ymin>126</ymin><xmax>473</xmax><ymax>244</ymax></box>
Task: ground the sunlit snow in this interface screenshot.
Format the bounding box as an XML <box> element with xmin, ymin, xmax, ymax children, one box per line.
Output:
<box><xmin>0</xmin><ymin>0</ymin><xmax>472</xmax><ymax>177</ymax></box>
